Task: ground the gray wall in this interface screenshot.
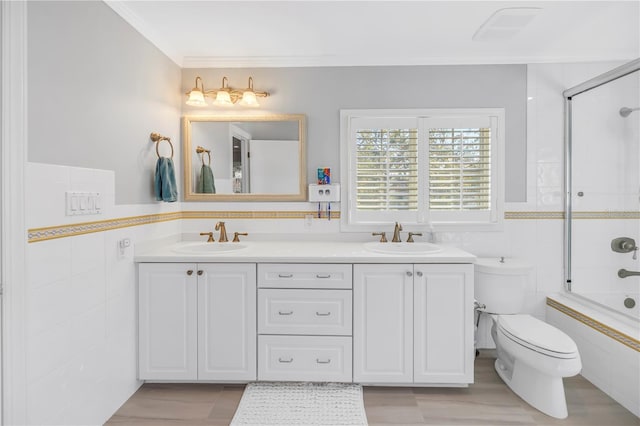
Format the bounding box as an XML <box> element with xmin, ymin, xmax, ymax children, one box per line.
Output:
<box><xmin>183</xmin><ymin>65</ymin><xmax>527</xmax><ymax>202</ymax></box>
<box><xmin>28</xmin><ymin>1</ymin><xmax>182</xmax><ymax>204</ymax></box>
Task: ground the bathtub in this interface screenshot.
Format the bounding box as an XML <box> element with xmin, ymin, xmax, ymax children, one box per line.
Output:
<box><xmin>570</xmin><ymin>292</ymin><xmax>640</xmax><ymax>322</ymax></box>
<box><xmin>547</xmin><ymin>293</ymin><xmax>640</xmax><ymax>417</ymax></box>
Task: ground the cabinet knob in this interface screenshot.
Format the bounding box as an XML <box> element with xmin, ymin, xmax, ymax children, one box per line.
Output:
<box><xmin>197</xmin><ymin>270</ymin><xmax>203</xmax><ymax>276</ymax></box>
<box><xmin>416</xmin><ymin>271</ymin><xmax>423</xmax><ymax>277</ymax></box>
<box><xmin>187</xmin><ymin>270</ymin><xmax>194</xmax><ymax>276</ymax></box>
<box><xmin>406</xmin><ymin>271</ymin><xmax>413</xmax><ymax>277</ymax></box>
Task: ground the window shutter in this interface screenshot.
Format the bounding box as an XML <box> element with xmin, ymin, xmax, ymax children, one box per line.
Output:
<box><xmin>355</xmin><ymin>128</ymin><xmax>419</xmax><ymax>211</ymax></box>
<box><xmin>428</xmin><ymin>127</ymin><xmax>491</xmax><ymax>211</ymax></box>
<box><xmin>342</xmin><ymin>110</ymin><xmax>502</xmax><ymax>231</ymax></box>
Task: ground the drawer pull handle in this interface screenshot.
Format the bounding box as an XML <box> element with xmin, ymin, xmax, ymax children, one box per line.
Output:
<box><xmin>316</xmin><ymin>311</ymin><xmax>331</xmax><ymax>316</ymax></box>
<box><xmin>278</xmin><ymin>311</ymin><xmax>294</xmax><ymax>316</ymax></box>
<box><xmin>278</xmin><ymin>357</ymin><xmax>293</xmax><ymax>363</ymax></box>
<box><xmin>278</xmin><ymin>274</ymin><xmax>293</xmax><ymax>278</ymax></box>
<box><xmin>316</xmin><ymin>274</ymin><xmax>331</xmax><ymax>279</ymax></box>
<box><xmin>316</xmin><ymin>358</ymin><xmax>331</xmax><ymax>364</ymax></box>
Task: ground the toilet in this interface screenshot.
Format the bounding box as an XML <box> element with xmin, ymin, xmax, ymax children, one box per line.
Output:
<box><xmin>475</xmin><ymin>258</ymin><xmax>582</xmax><ymax>419</ymax></box>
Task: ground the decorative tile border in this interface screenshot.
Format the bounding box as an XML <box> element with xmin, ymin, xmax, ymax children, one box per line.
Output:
<box><xmin>27</xmin><ymin>210</ymin><xmax>340</xmax><ymax>243</ymax></box>
<box><xmin>504</xmin><ymin>211</ymin><xmax>640</xmax><ymax>220</ymax></box>
<box><xmin>27</xmin><ymin>209</ymin><xmax>639</xmax><ymax>243</ymax></box>
<box><xmin>27</xmin><ymin>212</ymin><xmax>183</xmax><ymax>243</ymax></box>
<box><xmin>504</xmin><ymin>211</ymin><xmax>564</xmax><ymax>220</ymax></box>
<box><xmin>572</xmin><ymin>211</ymin><xmax>640</xmax><ymax>220</ymax></box>
<box><xmin>547</xmin><ymin>297</ymin><xmax>640</xmax><ymax>352</ymax></box>
<box><xmin>180</xmin><ymin>210</ymin><xmax>339</xmax><ymax>220</ymax></box>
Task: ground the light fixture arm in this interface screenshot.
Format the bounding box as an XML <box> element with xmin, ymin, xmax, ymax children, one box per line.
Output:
<box><xmin>194</xmin><ymin>76</ymin><xmax>204</xmax><ymax>92</ymax></box>
<box><xmin>243</xmin><ymin>76</ymin><xmax>269</xmax><ymax>98</ymax></box>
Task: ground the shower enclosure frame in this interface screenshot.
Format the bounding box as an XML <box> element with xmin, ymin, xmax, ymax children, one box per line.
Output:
<box><xmin>563</xmin><ymin>58</ymin><xmax>640</xmax><ymax>292</ymax></box>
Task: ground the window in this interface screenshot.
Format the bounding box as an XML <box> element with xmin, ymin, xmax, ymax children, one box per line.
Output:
<box><xmin>340</xmin><ymin>109</ymin><xmax>504</xmax><ymax>231</ymax></box>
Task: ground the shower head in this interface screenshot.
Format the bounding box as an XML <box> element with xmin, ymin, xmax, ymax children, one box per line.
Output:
<box><xmin>620</xmin><ymin>107</ymin><xmax>640</xmax><ymax>117</ymax></box>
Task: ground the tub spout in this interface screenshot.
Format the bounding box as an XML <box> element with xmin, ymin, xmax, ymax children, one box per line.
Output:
<box><xmin>617</xmin><ymin>268</ymin><xmax>640</xmax><ymax>278</ymax></box>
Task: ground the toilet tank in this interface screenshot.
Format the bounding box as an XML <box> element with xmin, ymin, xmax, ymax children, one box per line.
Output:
<box><xmin>474</xmin><ymin>258</ymin><xmax>533</xmax><ymax>314</ymax></box>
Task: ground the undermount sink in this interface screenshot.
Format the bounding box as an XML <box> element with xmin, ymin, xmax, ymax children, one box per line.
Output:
<box><xmin>363</xmin><ymin>241</ymin><xmax>442</xmax><ymax>255</ymax></box>
<box><xmin>172</xmin><ymin>242</ymin><xmax>248</xmax><ymax>254</ymax></box>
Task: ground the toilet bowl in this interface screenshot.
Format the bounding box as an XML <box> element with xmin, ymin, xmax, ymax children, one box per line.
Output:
<box><xmin>475</xmin><ymin>258</ymin><xmax>582</xmax><ymax>419</ymax></box>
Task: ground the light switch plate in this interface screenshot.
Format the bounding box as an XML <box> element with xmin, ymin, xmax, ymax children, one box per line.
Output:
<box><xmin>66</xmin><ymin>191</ymin><xmax>101</xmax><ymax>216</ymax></box>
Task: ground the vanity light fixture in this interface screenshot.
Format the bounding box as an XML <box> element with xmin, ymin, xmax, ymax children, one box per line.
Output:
<box><xmin>185</xmin><ymin>76</ymin><xmax>269</xmax><ymax>107</ymax></box>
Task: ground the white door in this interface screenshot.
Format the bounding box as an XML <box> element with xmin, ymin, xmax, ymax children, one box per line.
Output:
<box><xmin>249</xmin><ymin>140</ymin><xmax>300</xmax><ymax>194</ymax></box>
<box><xmin>197</xmin><ymin>263</ymin><xmax>256</xmax><ymax>381</ymax></box>
<box><xmin>138</xmin><ymin>263</ymin><xmax>198</xmax><ymax>380</ymax></box>
<box><xmin>414</xmin><ymin>264</ymin><xmax>474</xmax><ymax>383</ymax></box>
<box><xmin>353</xmin><ymin>264</ymin><xmax>413</xmax><ymax>383</ymax></box>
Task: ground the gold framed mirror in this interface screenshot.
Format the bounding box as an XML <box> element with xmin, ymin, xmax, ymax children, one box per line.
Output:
<box><xmin>182</xmin><ymin>114</ymin><xmax>307</xmax><ymax>201</ymax></box>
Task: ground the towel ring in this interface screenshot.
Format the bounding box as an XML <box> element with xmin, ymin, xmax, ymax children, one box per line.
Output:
<box><xmin>196</xmin><ymin>146</ymin><xmax>211</xmax><ymax>166</ymax></box>
<box><xmin>150</xmin><ymin>132</ymin><xmax>174</xmax><ymax>159</ymax></box>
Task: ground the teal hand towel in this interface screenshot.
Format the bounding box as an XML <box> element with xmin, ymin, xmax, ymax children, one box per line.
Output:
<box><xmin>197</xmin><ymin>164</ymin><xmax>216</xmax><ymax>194</ymax></box>
<box><xmin>154</xmin><ymin>157</ymin><xmax>178</xmax><ymax>202</ymax></box>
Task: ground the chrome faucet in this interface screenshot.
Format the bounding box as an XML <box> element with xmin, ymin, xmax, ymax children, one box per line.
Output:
<box><xmin>391</xmin><ymin>222</ymin><xmax>403</xmax><ymax>243</ymax></box>
<box><xmin>215</xmin><ymin>221</ymin><xmax>228</xmax><ymax>242</ymax></box>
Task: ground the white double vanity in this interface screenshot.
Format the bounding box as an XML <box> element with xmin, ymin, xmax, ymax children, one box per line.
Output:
<box><xmin>135</xmin><ymin>240</ymin><xmax>475</xmax><ymax>387</ymax></box>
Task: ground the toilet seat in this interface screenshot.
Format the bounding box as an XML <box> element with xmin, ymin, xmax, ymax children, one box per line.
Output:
<box><xmin>497</xmin><ymin>315</ymin><xmax>578</xmax><ymax>359</ymax></box>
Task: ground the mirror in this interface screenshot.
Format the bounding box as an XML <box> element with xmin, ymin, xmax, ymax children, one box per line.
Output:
<box><xmin>182</xmin><ymin>114</ymin><xmax>307</xmax><ymax>201</ymax></box>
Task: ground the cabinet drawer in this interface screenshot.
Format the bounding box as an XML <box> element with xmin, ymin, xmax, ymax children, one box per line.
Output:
<box><xmin>258</xmin><ymin>335</ymin><xmax>352</xmax><ymax>382</ymax></box>
<box><xmin>258</xmin><ymin>264</ymin><xmax>352</xmax><ymax>289</ymax></box>
<box><xmin>258</xmin><ymin>289</ymin><xmax>352</xmax><ymax>335</ymax></box>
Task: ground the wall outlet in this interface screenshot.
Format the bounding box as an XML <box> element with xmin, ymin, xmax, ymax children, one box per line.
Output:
<box><xmin>304</xmin><ymin>214</ymin><xmax>313</xmax><ymax>228</ymax></box>
<box><xmin>118</xmin><ymin>238</ymin><xmax>131</xmax><ymax>258</ymax></box>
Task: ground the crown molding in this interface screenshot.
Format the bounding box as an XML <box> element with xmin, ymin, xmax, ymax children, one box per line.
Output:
<box><xmin>182</xmin><ymin>54</ymin><xmax>637</xmax><ymax>69</ymax></box>
<box><xmin>104</xmin><ymin>0</ymin><xmax>184</xmax><ymax>67</ymax></box>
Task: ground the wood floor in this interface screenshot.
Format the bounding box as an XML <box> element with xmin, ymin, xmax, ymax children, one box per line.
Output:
<box><xmin>106</xmin><ymin>353</ymin><xmax>639</xmax><ymax>425</ymax></box>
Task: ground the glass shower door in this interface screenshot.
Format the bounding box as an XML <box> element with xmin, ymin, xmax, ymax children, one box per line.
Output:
<box><xmin>568</xmin><ymin>68</ymin><xmax>640</xmax><ymax>318</ymax></box>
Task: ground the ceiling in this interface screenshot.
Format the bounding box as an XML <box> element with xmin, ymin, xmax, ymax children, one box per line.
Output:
<box><xmin>106</xmin><ymin>1</ymin><xmax>640</xmax><ymax>68</ymax></box>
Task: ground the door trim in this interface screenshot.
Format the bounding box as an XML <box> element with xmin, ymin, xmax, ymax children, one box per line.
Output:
<box><xmin>1</xmin><ymin>1</ymin><xmax>28</xmax><ymax>424</ymax></box>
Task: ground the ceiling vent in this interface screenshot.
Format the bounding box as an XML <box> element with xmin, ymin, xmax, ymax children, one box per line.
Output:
<box><xmin>473</xmin><ymin>7</ymin><xmax>542</xmax><ymax>41</ymax></box>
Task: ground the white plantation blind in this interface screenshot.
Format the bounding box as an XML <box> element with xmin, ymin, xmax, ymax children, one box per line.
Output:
<box><xmin>355</xmin><ymin>128</ymin><xmax>418</xmax><ymax>211</ymax></box>
<box><xmin>342</xmin><ymin>110</ymin><xmax>502</xmax><ymax>230</ymax></box>
<box><xmin>428</xmin><ymin>127</ymin><xmax>491</xmax><ymax>211</ymax></box>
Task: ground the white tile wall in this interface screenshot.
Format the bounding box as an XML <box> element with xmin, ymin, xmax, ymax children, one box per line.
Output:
<box><xmin>25</xmin><ymin>162</ymin><xmax>180</xmax><ymax>425</ymax></box>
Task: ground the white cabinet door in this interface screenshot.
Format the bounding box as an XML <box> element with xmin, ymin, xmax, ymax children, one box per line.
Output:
<box><xmin>353</xmin><ymin>264</ymin><xmax>413</xmax><ymax>383</ymax></box>
<box><xmin>197</xmin><ymin>263</ymin><xmax>257</xmax><ymax>381</ymax></box>
<box><xmin>414</xmin><ymin>264</ymin><xmax>474</xmax><ymax>384</ymax></box>
<box><xmin>139</xmin><ymin>263</ymin><xmax>198</xmax><ymax>380</ymax></box>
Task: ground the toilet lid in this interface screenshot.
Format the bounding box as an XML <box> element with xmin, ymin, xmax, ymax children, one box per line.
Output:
<box><xmin>498</xmin><ymin>315</ymin><xmax>578</xmax><ymax>357</ymax></box>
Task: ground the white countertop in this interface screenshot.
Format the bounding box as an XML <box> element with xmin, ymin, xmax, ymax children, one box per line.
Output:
<box><xmin>134</xmin><ymin>239</ymin><xmax>476</xmax><ymax>263</ymax></box>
